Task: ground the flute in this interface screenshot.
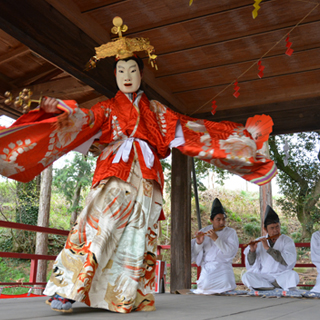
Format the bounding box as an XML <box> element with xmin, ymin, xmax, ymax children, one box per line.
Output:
<box><xmin>243</xmin><ymin>233</ymin><xmax>281</xmax><ymax>248</ymax></box>
<box><xmin>195</xmin><ymin>226</ymin><xmax>225</xmax><ymax>239</ymax></box>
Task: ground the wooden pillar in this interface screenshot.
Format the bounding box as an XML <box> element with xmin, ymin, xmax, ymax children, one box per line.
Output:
<box><xmin>170</xmin><ymin>149</ymin><xmax>192</xmax><ymax>293</ymax></box>
<box><xmin>259</xmin><ymin>141</ymin><xmax>273</xmax><ymax>235</ymax></box>
<box><xmin>259</xmin><ymin>182</ymin><xmax>272</xmax><ymax>235</ymax></box>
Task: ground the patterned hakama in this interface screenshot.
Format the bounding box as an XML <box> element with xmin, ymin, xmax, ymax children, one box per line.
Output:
<box><xmin>44</xmin><ymin>161</ymin><xmax>162</xmax><ymax>313</ymax></box>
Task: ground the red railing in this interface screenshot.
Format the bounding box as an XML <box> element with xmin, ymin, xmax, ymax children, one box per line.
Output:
<box><xmin>0</xmin><ymin>220</ymin><xmax>69</xmax><ymax>286</ymax></box>
<box><xmin>0</xmin><ymin>221</ymin><xmax>316</xmax><ymax>287</ymax></box>
<box><xmin>157</xmin><ymin>243</ymin><xmax>316</xmax><ymax>286</ymax></box>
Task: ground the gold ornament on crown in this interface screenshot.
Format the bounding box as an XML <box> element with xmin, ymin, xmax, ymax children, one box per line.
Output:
<box><xmin>85</xmin><ymin>16</ymin><xmax>158</xmax><ymax>71</ymax></box>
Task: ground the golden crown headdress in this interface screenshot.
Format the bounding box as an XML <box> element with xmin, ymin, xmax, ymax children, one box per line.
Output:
<box><xmin>85</xmin><ymin>16</ymin><xmax>157</xmax><ymax>71</ymax></box>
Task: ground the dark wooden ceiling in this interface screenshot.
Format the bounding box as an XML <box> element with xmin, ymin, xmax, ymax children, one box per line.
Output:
<box><xmin>0</xmin><ymin>0</ymin><xmax>319</xmax><ymax>134</ymax></box>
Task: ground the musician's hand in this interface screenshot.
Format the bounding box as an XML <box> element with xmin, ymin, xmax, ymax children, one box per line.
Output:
<box><xmin>206</xmin><ymin>229</ymin><xmax>218</xmax><ymax>241</ymax></box>
<box><xmin>195</xmin><ymin>231</ymin><xmax>205</xmax><ymax>244</ymax></box>
<box><xmin>40</xmin><ymin>97</ymin><xmax>60</xmax><ymax>114</ymax></box>
<box><xmin>249</xmin><ymin>242</ymin><xmax>257</xmax><ymax>252</ymax></box>
<box><xmin>261</xmin><ymin>237</ymin><xmax>269</xmax><ymax>250</ymax></box>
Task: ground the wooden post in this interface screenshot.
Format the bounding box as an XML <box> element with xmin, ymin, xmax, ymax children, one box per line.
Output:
<box><xmin>259</xmin><ymin>182</ymin><xmax>272</xmax><ymax>234</ymax></box>
<box><xmin>259</xmin><ymin>142</ymin><xmax>273</xmax><ymax>235</ymax></box>
<box><xmin>34</xmin><ymin>165</ymin><xmax>53</xmax><ymax>294</ymax></box>
<box><xmin>170</xmin><ymin>149</ymin><xmax>192</xmax><ymax>293</ymax></box>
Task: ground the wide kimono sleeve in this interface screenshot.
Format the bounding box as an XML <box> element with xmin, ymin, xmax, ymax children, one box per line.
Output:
<box><xmin>0</xmin><ymin>100</ymin><xmax>109</xmax><ymax>182</ymax></box>
<box><xmin>214</xmin><ymin>228</ymin><xmax>239</xmax><ymax>262</ymax></box>
<box><xmin>173</xmin><ymin>112</ymin><xmax>277</xmax><ymax>186</ymax></box>
<box><xmin>278</xmin><ymin>236</ymin><xmax>297</xmax><ymax>270</ymax></box>
<box><xmin>244</xmin><ymin>242</ymin><xmax>262</xmax><ymax>272</ymax></box>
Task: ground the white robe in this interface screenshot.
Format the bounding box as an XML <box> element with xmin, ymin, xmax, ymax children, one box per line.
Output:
<box><xmin>242</xmin><ymin>234</ymin><xmax>299</xmax><ymax>291</ymax></box>
<box><xmin>191</xmin><ymin>225</ymin><xmax>239</xmax><ymax>294</ymax></box>
<box><xmin>311</xmin><ymin>231</ymin><xmax>320</xmax><ymax>292</ymax></box>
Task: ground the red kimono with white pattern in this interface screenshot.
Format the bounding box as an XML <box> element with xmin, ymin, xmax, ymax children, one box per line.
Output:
<box><xmin>0</xmin><ymin>90</ymin><xmax>276</xmax><ymax>189</ymax></box>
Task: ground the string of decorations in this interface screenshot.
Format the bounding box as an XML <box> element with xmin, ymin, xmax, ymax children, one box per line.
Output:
<box><xmin>189</xmin><ymin>0</ymin><xmax>319</xmax><ymax>116</ymax></box>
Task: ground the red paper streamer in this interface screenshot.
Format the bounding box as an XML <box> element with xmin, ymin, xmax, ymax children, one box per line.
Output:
<box><xmin>257</xmin><ymin>60</ymin><xmax>265</xmax><ymax>78</ymax></box>
<box><xmin>233</xmin><ymin>81</ymin><xmax>240</xmax><ymax>98</ymax></box>
<box><xmin>285</xmin><ymin>35</ymin><xmax>294</xmax><ymax>56</ymax></box>
<box><xmin>211</xmin><ymin>100</ymin><xmax>217</xmax><ymax>115</ymax></box>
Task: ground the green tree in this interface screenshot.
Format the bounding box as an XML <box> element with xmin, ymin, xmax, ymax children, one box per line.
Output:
<box><xmin>53</xmin><ymin>152</ymin><xmax>95</xmax><ymax>226</ymax></box>
<box><xmin>12</xmin><ymin>176</ymin><xmax>41</xmax><ymax>253</ymax></box>
<box><xmin>269</xmin><ymin>132</ymin><xmax>320</xmax><ymax>239</ymax></box>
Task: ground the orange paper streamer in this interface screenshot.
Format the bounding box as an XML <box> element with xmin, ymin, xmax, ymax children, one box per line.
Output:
<box><xmin>285</xmin><ymin>34</ymin><xmax>294</xmax><ymax>56</ymax></box>
<box><xmin>233</xmin><ymin>81</ymin><xmax>240</xmax><ymax>98</ymax></box>
<box><xmin>257</xmin><ymin>60</ymin><xmax>265</xmax><ymax>78</ymax></box>
<box><xmin>211</xmin><ymin>100</ymin><xmax>217</xmax><ymax>115</ymax></box>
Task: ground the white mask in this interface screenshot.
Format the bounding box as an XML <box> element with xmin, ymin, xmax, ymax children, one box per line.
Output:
<box><xmin>116</xmin><ymin>59</ymin><xmax>142</xmax><ymax>94</ymax></box>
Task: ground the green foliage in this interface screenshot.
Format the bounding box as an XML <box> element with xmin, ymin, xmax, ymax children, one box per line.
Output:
<box><xmin>269</xmin><ymin>132</ymin><xmax>320</xmax><ymax>238</ymax></box>
<box><xmin>248</xmin><ymin>216</ymin><xmax>259</xmax><ymax>223</ymax></box>
<box><xmin>0</xmin><ymin>258</ymin><xmax>30</xmax><ymax>294</ymax></box>
<box><xmin>291</xmin><ymin>231</ymin><xmax>302</xmax><ymax>243</ymax></box>
<box><xmin>193</xmin><ymin>158</ymin><xmax>230</xmax><ymax>187</ymax></box>
<box><xmin>280</xmin><ymin>224</ymin><xmax>288</xmax><ymax>235</ymax></box>
<box><xmin>228</xmin><ymin>211</ymin><xmax>242</xmax><ymax>222</ymax></box>
<box><xmin>16</xmin><ymin>178</ymin><xmax>40</xmax><ymax>226</ymax></box>
<box><xmin>53</xmin><ymin>152</ymin><xmax>95</xmax><ymax>214</ymax></box>
<box><xmin>243</xmin><ymin>222</ymin><xmax>260</xmax><ymax>238</ymax></box>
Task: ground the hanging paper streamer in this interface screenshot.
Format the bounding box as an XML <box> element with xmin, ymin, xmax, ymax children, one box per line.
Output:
<box><xmin>257</xmin><ymin>60</ymin><xmax>265</xmax><ymax>78</ymax></box>
<box><xmin>285</xmin><ymin>34</ymin><xmax>294</xmax><ymax>56</ymax></box>
<box><xmin>211</xmin><ymin>100</ymin><xmax>217</xmax><ymax>115</ymax></box>
<box><xmin>233</xmin><ymin>81</ymin><xmax>240</xmax><ymax>98</ymax></box>
<box><xmin>252</xmin><ymin>0</ymin><xmax>263</xmax><ymax>19</ymax></box>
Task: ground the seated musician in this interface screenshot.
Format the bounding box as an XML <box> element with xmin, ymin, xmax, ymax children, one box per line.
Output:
<box><xmin>242</xmin><ymin>205</ymin><xmax>299</xmax><ymax>291</ymax></box>
<box><xmin>310</xmin><ymin>230</ymin><xmax>320</xmax><ymax>293</ymax></box>
<box><xmin>191</xmin><ymin>198</ymin><xmax>239</xmax><ymax>294</ymax></box>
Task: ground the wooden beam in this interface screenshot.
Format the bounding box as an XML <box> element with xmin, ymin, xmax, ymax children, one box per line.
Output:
<box><xmin>170</xmin><ymin>148</ymin><xmax>192</xmax><ymax>293</ymax></box>
<box><xmin>0</xmin><ymin>0</ymin><xmax>117</xmax><ymax>99</ymax></box>
<box><xmin>0</xmin><ymin>0</ymin><xmax>183</xmax><ymax>112</ymax></box>
<box><xmin>3</xmin><ymin>76</ymin><xmax>93</xmax><ymax>102</ymax></box>
<box><xmin>0</xmin><ymin>45</ymin><xmax>29</xmax><ymax>65</ymax></box>
<box><xmin>176</xmin><ymin>68</ymin><xmax>320</xmax><ymax>114</ymax></box>
<box><xmin>13</xmin><ymin>63</ymin><xmax>61</xmax><ymax>87</ymax></box>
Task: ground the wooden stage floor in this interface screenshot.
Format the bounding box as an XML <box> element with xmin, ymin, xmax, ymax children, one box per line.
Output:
<box><xmin>0</xmin><ymin>293</ymin><xmax>319</xmax><ymax>320</ymax></box>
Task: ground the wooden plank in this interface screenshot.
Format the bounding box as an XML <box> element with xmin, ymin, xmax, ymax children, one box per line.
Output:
<box><xmin>196</xmin><ymin>97</ymin><xmax>320</xmax><ymax>135</ymax></box>
<box><xmin>46</xmin><ymin>0</ymin><xmax>111</xmax><ymax>44</ymax></box>
<box><xmin>4</xmin><ymin>76</ymin><xmax>93</xmax><ymax>103</ymax></box>
<box><xmin>14</xmin><ymin>64</ymin><xmax>62</xmax><ymax>87</ymax></box>
<box><xmin>0</xmin><ymin>45</ymin><xmax>29</xmax><ymax>64</ymax></box>
<box><xmin>160</xmin><ymin>47</ymin><xmax>320</xmax><ymax>93</ymax></box>
<box><xmin>85</xmin><ymin>0</ymin><xmax>257</xmax><ymax>33</ymax></box>
<box><xmin>75</xmin><ymin>0</ymin><xmax>125</xmax><ymax>13</ymax></box>
<box><xmin>155</xmin><ymin>21</ymin><xmax>320</xmax><ymax>77</ymax></box>
<box><xmin>0</xmin><ymin>0</ymin><xmax>118</xmax><ymax>99</ymax></box>
<box><xmin>174</xmin><ymin>69</ymin><xmax>320</xmax><ymax>114</ymax></box>
<box><xmin>46</xmin><ymin>0</ymin><xmax>186</xmax><ymax>110</ymax></box>
<box><xmin>129</xmin><ymin>0</ymin><xmax>320</xmax><ymax>55</ymax></box>
<box><xmin>170</xmin><ymin>148</ymin><xmax>192</xmax><ymax>293</ymax></box>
